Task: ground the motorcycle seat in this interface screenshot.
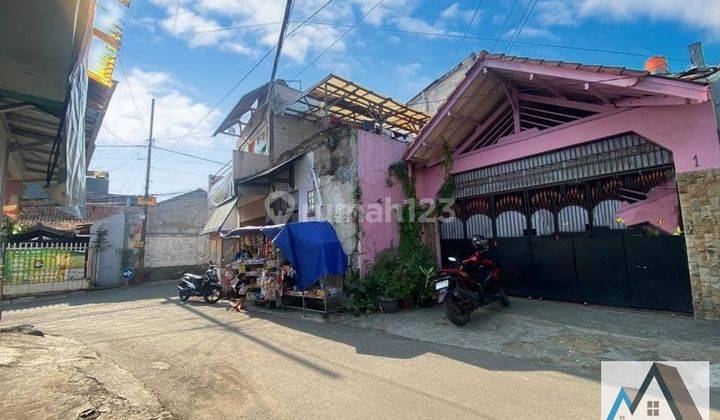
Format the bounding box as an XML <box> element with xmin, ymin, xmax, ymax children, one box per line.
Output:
<box><xmin>184</xmin><ymin>273</ymin><xmax>203</xmax><ymax>280</ymax></box>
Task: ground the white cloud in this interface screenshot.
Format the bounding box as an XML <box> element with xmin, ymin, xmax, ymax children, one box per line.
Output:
<box><xmin>536</xmin><ymin>0</ymin><xmax>577</xmax><ymax>26</ymax></box>
<box><xmin>98</xmin><ymin>67</ymin><xmax>231</xmax><ymax>149</ymax></box>
<box><xmin>396</xmin><ymin>62</ymin><xmax>422</xmax><ymax>78</ymax></box>
<box><xmin>536</xmin><ymin>0</ymin><xmax>720</xmax><ymax>32</ymax></box>
<box><xmin>439</xmin><ymin>3</ymin><xmax>476</xmax><ymax>22</ymax></box>
<box><xmin>504</xmin><ymin>26</ymin><xmax>556</xmax><ymax>40</ymax></box>
<box><xmin>145</xmin><ymin>0</ymin><xmax>450</xmax><ymax>62</ymax></box>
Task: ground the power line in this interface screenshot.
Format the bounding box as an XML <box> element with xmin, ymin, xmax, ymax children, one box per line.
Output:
<box><xmin>95</xmin><ymin>144</ymin><xmax>144</xmax><ymax>148</ymax></box>
<box><xmin>153</xmin><ymin>188</ymin><xmax>201</xmax><ymax>196</ymax></box>
<box><xmin>172</xmin><ymin>0</ymin><xmax>181</xmax><ymax>35</ymax></box>
<box><xmin>168</xmin><ymin>0</ymin><xmax>337</xmax><ymax>147</ymax></box>
<box><xmin>292</xmin><ymin>0</ymin><xmax>384</xmax><ymax>80</ymax></box>
<box><xmin>152</xmin><ymin>166</ymin><xmax>211</xmax><ymax>177</ymax></box>
<box><xmin>503</xmin><ymin>0</ymin><xmax>538</xmax><ymax>56</ymax></box>
<box><xmin>101</xmin><ymin>125</ymin><xmax>143</xmax><ymax>146</ymax></box>
<box><xmin>153</xmin><ymin>146</ymin><xmax>227</xmax><ymax>165</ymax></box>
<box><xmin>289</xmin><ymin>20</ymin><xmax>689</xmax><ymax>63</ymax></box>
<box><xmin>449</xmin><ymin>0</ymin><xmax>484</xmax><ymax>68</ymax></box>
<box><xmin>491</xmin><ymin>0</ymin><xmax>519</xmax><ymax>52</ymax></box>
<box><xmin>117</xmin><ymin>57</ymin><xmax>147</xmax><ymax>131</ymax></box>
<box><xmin>213</xmin><ymin>160</ymin><xmax>232</xmax><ymax>178</ymax></box>
<box><xmin>195</xmin><ymin>18</ymin><xmax>689</xmax><ymax>63</ymax></box>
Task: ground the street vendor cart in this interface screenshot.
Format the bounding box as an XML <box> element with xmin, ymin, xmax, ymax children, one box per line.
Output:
<box><xmin>219</xmin><ymin>221</ymin><xmax>347</xmax><ymax>315</ymax></box>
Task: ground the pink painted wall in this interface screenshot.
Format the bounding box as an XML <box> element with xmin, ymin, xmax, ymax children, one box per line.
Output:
<box><xmin>356</xmin><ymin>130</ymin><xmax>408</xmax><ymax>275</ymax></box>
<box><xmin>416</xmin><ymin>102</ymin><xmax>720</xmax><ymax>200</ymax></box>
<box><xmin>454</xmin><ymin>103</ymin><xmax>720</xmax><ymax>176</ymax></box>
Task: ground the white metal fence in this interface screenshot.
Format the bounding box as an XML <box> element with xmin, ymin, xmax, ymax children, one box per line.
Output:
<box><xmin>2</xmin><ymin>242</ymin><xmax>89</xmax><ymax>284</ymax></box>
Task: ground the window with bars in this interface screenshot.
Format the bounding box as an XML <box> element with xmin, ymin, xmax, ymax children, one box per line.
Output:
<box><xmin>307</xmin><ymin>189</ymin><xmax>316</xmax><ymax>217</ymax></box>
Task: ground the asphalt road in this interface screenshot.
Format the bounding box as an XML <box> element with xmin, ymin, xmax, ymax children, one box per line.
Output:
<box><xmin>1</xmin><ymin>281</ymin><xmax>600</xmax><ymax>419</ymax></box>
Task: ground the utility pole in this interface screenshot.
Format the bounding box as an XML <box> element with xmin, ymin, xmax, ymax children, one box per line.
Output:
<box><xmin>266</xmin><ymin>0</ymin><xmax>294</xmax><ymax>160</ymax></box>
<box><xmin>137</xmin><ymin>98</ymin><xmax>155</xmax><ymax>282</ymax></box>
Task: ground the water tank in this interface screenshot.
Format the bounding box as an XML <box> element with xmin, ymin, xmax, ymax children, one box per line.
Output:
<box><xmin>645</xmin><ymin>56</ymin><xmax>669</xmax><ymax>75</ymax></box>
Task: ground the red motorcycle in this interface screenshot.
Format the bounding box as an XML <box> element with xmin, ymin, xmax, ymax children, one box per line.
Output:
<box><xmin>435</xmin><ymin>235</ymin><xmax>509</xmax><ymax>326</ymax></box>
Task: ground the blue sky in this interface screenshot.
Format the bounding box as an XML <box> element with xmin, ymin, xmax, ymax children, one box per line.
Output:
<box><xmin>91</xmin><ymin>0</ymin><xmax>720</xmax><ymax>198</ymax></box>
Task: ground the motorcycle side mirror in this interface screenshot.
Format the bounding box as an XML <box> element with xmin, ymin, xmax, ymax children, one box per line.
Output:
<box><xmin>448</xmin><ymin>256</ymin><xmax>457</xmax><ymax>262</ymax></box>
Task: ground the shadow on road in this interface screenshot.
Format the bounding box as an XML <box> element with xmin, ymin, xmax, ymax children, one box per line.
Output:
<box><xmin>163</xmin><ymin>296</ymin><xmax>342</xmax><ymax>379</ymax></box>
<box><xmin>165</xmin><ymin>295</ymin><xmax>583</xmax><ymax>381</ymax></box>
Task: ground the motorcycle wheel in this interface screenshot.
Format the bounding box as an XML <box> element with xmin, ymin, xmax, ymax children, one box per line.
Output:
<box><xmin>444</xmin><ymin>292</ymin><xmax>471</xmax><ymax>326</ymax></box>
<box><xmin>203</xmin><ymin>287</ymin><xmax>223</xmax><ymax>304</ymax></box>
<box><xmin>500</xmin><ymin>290</ymin><xmax>510</xmax><ymax>307</ymax></box>
<box><xmin>179</xmin><ymin>290</ymin><xmax>190</xmax><ymax>302</ymax></box>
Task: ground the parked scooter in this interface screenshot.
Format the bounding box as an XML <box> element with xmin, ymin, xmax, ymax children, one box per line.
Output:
<box><xmin>435</xmin><ymin>235</ymin><xmax>509</xmax><ymax>326</ymax></box>
<box><xmin>177</xmin><ymin>262</ymin><xmax>224</xmax><ymax>304</ymax></box>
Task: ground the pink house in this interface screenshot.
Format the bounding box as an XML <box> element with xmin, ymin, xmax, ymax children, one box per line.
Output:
<box><xmin>404</xmin><ymin>51</ymin><xmax>720</xmax><ymax>319</ymax></box>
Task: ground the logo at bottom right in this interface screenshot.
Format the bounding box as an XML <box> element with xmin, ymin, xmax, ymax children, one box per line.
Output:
<box><xmin>601</xmin><ymin>361</ymin><xmax>709</xmax><ymax>420</ymax></box>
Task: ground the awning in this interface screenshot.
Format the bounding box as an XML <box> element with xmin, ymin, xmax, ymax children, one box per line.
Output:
<box><xmin>236</xmin><ymin>154</ymin><xmax>302</xmax><ymax>187</ymax></box>
<box><xmin>219</xmin><ymin>223</ymin><xmax>284</xmax><ymax>238</ymax></box>
<box><xmin>201</xmin><ymin>197</ymin><xmax>238</xmax><ymax>235</ymax></box>
<box><xmin>1</xmin><ymin>0</ymin><xmax>126</xmax><ymax>218</ymax></box>
<box><xmin>213</xmin><ymin>82</ymin><xmax>270</xmax><ymax>136</ymax></box>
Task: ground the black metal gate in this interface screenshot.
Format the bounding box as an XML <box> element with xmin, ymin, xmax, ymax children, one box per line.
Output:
<box><xmin>440</xmin><ymin>134</ymin><xmax>693</xmax><ymax>313</ymax></box>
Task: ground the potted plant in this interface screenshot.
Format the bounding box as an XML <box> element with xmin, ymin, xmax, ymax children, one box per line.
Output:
<box><xmin>379</xmin><ymin>275</ymin><xmax>405</xmax><ymax>313</ymax></box>
<box><xmin>378</xmin><ymin>295</ymin><xmax>401</xmax><ymax>313</ymax></box>
<box><xmin>416</xmin><ymin>265</ymin><xmax>437</xmax><ymax>308</ymax></box>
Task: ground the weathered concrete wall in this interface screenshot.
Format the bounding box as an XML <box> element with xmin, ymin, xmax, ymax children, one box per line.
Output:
<box><xmin>312</xmin><ymin>128</ymin><xmax>359</xmax><ymax>264</ymax></box>
<box><xmin>357</xmin><ymin>130</ymin><xmax>408</xmax><ymax>274</ymax></box>
<box><xmin>677</xmin><ymin>168</ymin><xmax>720</xmax><ymax>320</ymax></box>
<box><xmin>239</xmin><ymin>197</ymin><xmax>266</xmax><ymax>225</ymax></box>
<box><xmin>90</xmin><ymin>212</ymin><xmax>126</xmax><ymax>287</ymax></box>
<box><xmin>147</xmin><ymin>190</ymin><xmax>208</xmax><ymax>236</ymax></box>
<box><xmin>233</xmin><ymin>150</ymin><xmax>269</xmax><ymax>179</ymax></box>
<box><xmin>3</xmin><ymin>279</ymin><xmax>90</xmax><ymax>297</ymax></box>
<box><xmin>407</xmin><ymin>53</ymin><xmax>477</xmax><ymax>116</ymax></box>
<box><xmin>145</xmin><ymin>235</ymin><xmax>209</xmax><ymax>268</ymax></box>
<box><xmin>145</xmin><ymin>189</ymin><xmax>209</xmax><ymax>276</ymax></box>
<box><xmin>272</xmin><ymin>113</ymin><xmax>320</xmax><ymax>160</ymax></box>
<box><xmin>281</xmin><ymin>127</ymin><xmax>360</xmax><ymax>266</ymax></box>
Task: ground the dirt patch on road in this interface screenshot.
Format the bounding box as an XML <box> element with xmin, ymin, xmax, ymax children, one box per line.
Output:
<box><xmin>0</xmin><ymin>328</ymin><xmax>173</xmax><ymax>419</ymax></box>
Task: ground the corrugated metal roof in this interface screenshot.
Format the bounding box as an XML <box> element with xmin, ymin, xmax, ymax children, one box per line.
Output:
<box><xmin>200</xmin><ymin>197</ymin><xmax>239</xmax><ymax>235</ymax></box>
<box><xmin>279</xmin><ymin>74</ymin><xmax>431</xmax><ymax>135</ymax></box>
<box><xmin>482</xmin><ymin>52</ymin><xmax>648</xmax><ymax>78</ymax></box>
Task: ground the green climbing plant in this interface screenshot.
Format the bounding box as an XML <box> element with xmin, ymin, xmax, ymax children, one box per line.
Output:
<box><xmin>351</xmin><ymin>161</ymin><xmax>437</xmax><ymax>312</ymax></box>
<box><xmin>436</xmin><ymin>141</ymin><xmax>456</xmax><ymax>216</ymax></box>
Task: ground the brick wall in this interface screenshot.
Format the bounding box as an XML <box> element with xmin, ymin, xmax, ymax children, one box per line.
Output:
<box><xmin>677</xmin><ymin>168</ymin><xmax>720</xmax><ymax>319</ymax></box>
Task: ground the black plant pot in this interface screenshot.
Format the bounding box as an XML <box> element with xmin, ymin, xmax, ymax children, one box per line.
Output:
<box><xmin>416</xmin><ymin>296</ymin><xmax>436</xmax><ymax>308</ymax></box>
<box><xmin>379</xmin><ymin>298</ymin><xmax>400</xmax><ymax>313</ymax></box>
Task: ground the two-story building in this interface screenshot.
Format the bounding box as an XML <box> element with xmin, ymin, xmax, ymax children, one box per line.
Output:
<box><xmin>203</xmin><ymin>75</ymin><xmax>430</xmax><ymax>273</ymax></box>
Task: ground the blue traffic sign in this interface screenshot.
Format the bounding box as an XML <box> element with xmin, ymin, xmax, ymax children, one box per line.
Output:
<box><xmin>121</xmin><ymin>267</ymin><xmax>135</xmax><ymax>280</ymax></box>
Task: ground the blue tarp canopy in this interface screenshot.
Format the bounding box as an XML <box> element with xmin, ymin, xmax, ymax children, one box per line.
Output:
<box><xmin>267</xmin><ymin>221</ymin><xmax>348</xmax><ymax>291</ymax></box>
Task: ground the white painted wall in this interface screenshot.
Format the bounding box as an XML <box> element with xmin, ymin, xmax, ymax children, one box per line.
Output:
<box><xmin>90</xmin><ymin>212</ymin><xmax>126</xmax><ymax>287</ymax></box>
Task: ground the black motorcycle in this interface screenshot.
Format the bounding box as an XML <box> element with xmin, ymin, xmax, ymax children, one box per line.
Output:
<box><xmin>435</xmin><ymin>236</ymin><xmax>509</xmax><ymax>326</ymax></box>
<box><xmin>177</xmin><ymin>262</ymin><xmax>224</xmax><ymax>304</ymax></box>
